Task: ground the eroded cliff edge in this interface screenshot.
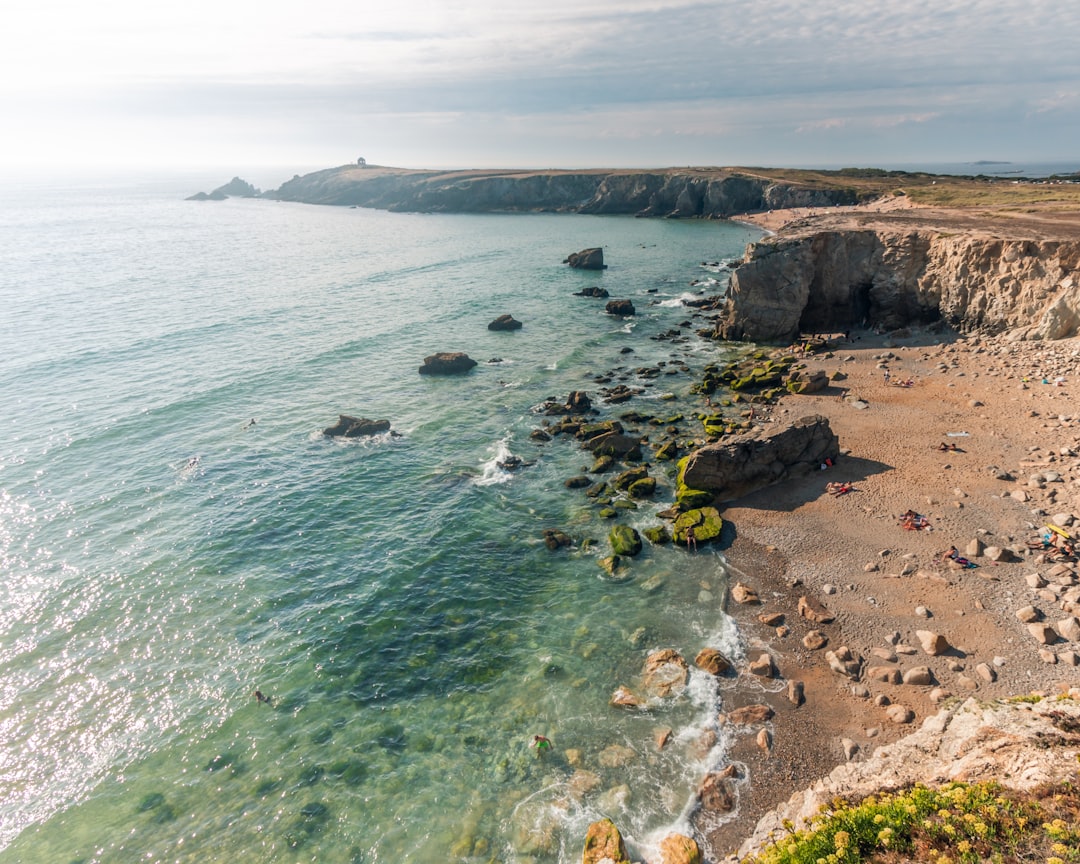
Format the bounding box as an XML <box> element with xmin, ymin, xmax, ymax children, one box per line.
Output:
<box><xmin>719</xmin><ymin>229</ymin><xmax>1080</xmax><ymax>342</ymax></box>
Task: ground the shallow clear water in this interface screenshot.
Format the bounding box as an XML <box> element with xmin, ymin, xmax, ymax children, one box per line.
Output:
<box><xmin>0</xmin><ymin>176</ymin><xmax>762</xmax><ymax>863</ymax></box>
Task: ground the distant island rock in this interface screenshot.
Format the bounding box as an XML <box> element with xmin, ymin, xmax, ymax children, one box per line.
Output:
<box><xmin>186</xmin><ymin>177</ymin><xmax>260</xmax><ymax>201</ymax></box>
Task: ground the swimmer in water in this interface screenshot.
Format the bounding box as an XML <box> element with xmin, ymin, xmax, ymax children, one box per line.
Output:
<box><xmin>254</xmin><ymin>690</ymin><xmax>272</xmax><ymax>705</ymax></box>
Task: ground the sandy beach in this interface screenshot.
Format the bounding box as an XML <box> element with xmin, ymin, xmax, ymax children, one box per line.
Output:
<box><xmin>694</xmin><ymin>320</ymin><xmax>1080</xmax><ymax>857</ymax></box>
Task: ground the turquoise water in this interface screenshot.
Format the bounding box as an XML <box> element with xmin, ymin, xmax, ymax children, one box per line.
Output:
<box><xmin>0</xmin><ymin>175</ymin><xmax>763</xmax><ymax>863</ymax></box>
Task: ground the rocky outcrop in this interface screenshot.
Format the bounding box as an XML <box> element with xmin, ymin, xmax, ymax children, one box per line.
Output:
<box><xmin>720</xmin><ymin>229</ymin><xmax>1080</xmax><ymax>342</ymax></box>
<box><xmin>322</xmin><ymin>415</ymin><xmax>392</xmax><ymax>438</ymax></box>
<box><xmin>605</xmin><ymin>299</ymin><xmax>635</xmax><ymax>316</ymax></box>
<box><xmin>487</xmin><ymin>314</ymin><xmax>522</xmax><ymax>331</ymax></box>
<box><xmin>738</xmin><ymin>696</ymin><xmax>1080</xmax><ymax>858</ymax></box>
<box><xmin>187</xmin><ymin>176</ymin><xmax>259</xmax><ymax>201</ymax></box>
<box><xmin>260</xmin><ymin>165</ymin><xmax>857</xmax><ymax>216</ymax></box>
<box><xmin>680</xmin><ymin>415</ymin><xmax>839</xmax><ymax>501</ymax></box>
<box><xmin>418</xmin><ymin>352</ymin><xmax>478</xmax><ymax>375</ymax></box>
<box><xmin>565</xmin><ymin>248</ymin><xmax>606</xmax><ymax>270</ymax></box>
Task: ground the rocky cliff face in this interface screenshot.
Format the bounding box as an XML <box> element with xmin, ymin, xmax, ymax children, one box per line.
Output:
<box><xmin>720</xmin><ymin>229</ymin><xmax>1080</xmax><ymax>342</ymax></box>
<box><xmin>266</xmin><ymin>166</ymin><xmax>856</xmax><ymax>217</ymax></box>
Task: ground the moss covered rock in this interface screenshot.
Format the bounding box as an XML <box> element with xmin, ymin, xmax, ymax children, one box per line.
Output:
<box><xmin>628</xmin><ymin>477</ymin><xmax>657</xmax><ymax>499</ymax></box>
<box><xmin>609</xmin><ymin>524</ymin><xmax>643</xmax><ymax>557</ymax></box>
<box><xmin>644</xmin><ymin>525</ymin><xmax>671</xmax><ymax>545</ymax></box>
<box><xmin>672</xmin><ymin>507</ymin><xmax>723</xmax><ymax>546</ymax></box>
<box><xmin>583</xmin><ymin>818</ymin><xmax>628</xmax><ymax>864</ymax></box>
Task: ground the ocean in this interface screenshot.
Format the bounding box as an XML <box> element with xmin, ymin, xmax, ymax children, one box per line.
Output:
<box><xmin>0</xmin><ymin>174</ymin><xmax>763</xmax><ymax>863</ymax></box>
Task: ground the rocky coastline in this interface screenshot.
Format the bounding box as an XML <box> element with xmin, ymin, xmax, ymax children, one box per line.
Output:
<box><xmin>189</xmin><ymin>166</ymin><xmax>1080</xmax><ymax>861</ymax></box>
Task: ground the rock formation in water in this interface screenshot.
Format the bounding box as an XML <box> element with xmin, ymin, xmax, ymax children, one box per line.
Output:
<box><xmin>564</xmin><ymin>247</ymin><xmax>606</xmax><ymax>270</ymax></box>
<box><xmin>719</xmin><ymin>229</ymin><xmax>1080</xmax><ymax>342</ymax></box>
<box><xmin>487</xmin><ymin>314</ymin><xmax>522</xmax><ymax>331</ymax></box>
<box><xmin>418</xmin><ymin>352</ymin><xmax>478</xmax><ymax>375</ymax></box>
<box><xmin>186</xmin><ymin>177</ymin><xmax>260</xmax><ymax>201</ymax></box>
<box><xmin>322</xmin><ymin>415</ymin><xmax>392</xmax><ymax>438</ymax></box>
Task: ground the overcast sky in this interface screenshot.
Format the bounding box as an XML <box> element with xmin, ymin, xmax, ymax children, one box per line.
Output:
<box><xmin>3</xmin><ymin>0</ymin><xmax>1078</xmax><ymax>175</ymax></box>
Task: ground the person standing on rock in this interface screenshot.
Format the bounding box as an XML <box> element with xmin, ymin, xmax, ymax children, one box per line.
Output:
<box><xmin>687</xmin><ymin>526</ymin><xmax>698</xmax><ymax>552</ymax></box>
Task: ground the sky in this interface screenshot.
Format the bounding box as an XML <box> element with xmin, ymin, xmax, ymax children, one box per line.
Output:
<box><xmin>3</xmin><ymin>0</ymin><xmax>1079</xmax><ymax>177</ymax></box>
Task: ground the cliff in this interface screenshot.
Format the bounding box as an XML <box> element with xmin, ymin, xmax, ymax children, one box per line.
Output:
<box><xmin>719</xmin><ymin>228</ymin><xmax>1080</xmax><ymax>342</ymax></box>
<box><xmin>264</xmin><ymin>165</ymin><xmax>857</xmax><ymax>217</ymax></box>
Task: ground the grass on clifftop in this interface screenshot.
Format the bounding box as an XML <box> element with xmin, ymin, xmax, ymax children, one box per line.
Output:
<box><xmin>736</xmin><ymin>167</ymin><xmax>1080</xmax><ymax>211</ymax></box>
<box><xmin>747</xmin><ymin>779</ymin><xmax>1080</xmax><ymax>864</ymax></box>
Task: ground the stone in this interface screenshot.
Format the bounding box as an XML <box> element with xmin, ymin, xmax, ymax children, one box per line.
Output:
<box><xmin>826</xmin><ymin>647</ymin><xmax>861</xmax><ymax>679</ymax></box>
<box><xmin>984</xmin><ymin>546</ymin><xmax>1016</xmax><ymax>562</ymax></box>
<box><xmin>567</xmin><ymin>769</ymin><xmax>602</xmax><ymax>798</ymax></box>
<box><xmin>564</xmin><ymin>475</ymin><xmax>591</xmax><ymax>489</ymax></box>
<box><xmin>975</xmin><ymin>662</ymin><xmax>996</xmax><ymax>682</ymax></box>
<box><xmin>886</xmin><ymin>705</ymin><xmax>915</xmax><ymax>724</ymax></box>
<box><xmin>643</xmin><ymin>525</ymin><xmax>671</xmax><ymax>545</ymax></box>
<box><xmin>694</xmin><ymin>648</ymin><xmax>732</xmax><ymax>676</ymax></box>
<box><xmin>871</xmin><ymin>647</ymin><xmax>898</xmax><ymax>662</ymax></box>
<box><xmin>418</xmin><ymin>352</ymin><xmax>477</xmax><ymax>375</ymax></box>
<box><xmin>748</xmin><ymin>653</ymin><xmax>775</xmax><ymax>678</ymax></box>
<box><xmin>756</xmin><ymin>728</ymin><xmax>772</xmax><ymax>753</ymax></box>
<box><xmin>582</xmin><ymin>818</ymin><xmax>628</xmax><ymax>864</ymax></box>
<box><xmin>803</xmin><ymin>630</ymin><xmax>828</xmax><ymax>650</ymax></box>
<box><xmin>1015</xmin><ymin>605</ymin><xmax>1042</xmax><ymax>623</ymax></box>
<box><xmin>758</xmin><ymin>611</ymin><xmax>785</xmax><ymax>626</ymax></box>
<box><xmin>697</xmin><ymin>773</ymin><xmax>735</xmax><ymax>813</ymax></box>
<box><xmin>841</xmin><ymin>738</ymin><xmax>860</xmax><ymax>760</ymax></box>
<box><xmin>1060</xmin><ymin>650</ymin><xmax>1080</xmax><ymax>665</ymax></box>
<box><xmin>628</xmin><ymin>477</ymin><xmax>657</xmax><ymax>499</ymax></box>
<box><xmin>642</xmin><ymin>649</ymin><xmax>689</xmax><ymax>698</ymax></box>
<box><xmin>929</xmin><ymin>687</ymin><xmax>952</xmax><ymax>703</ymax></box>
<box><xmin>787</xmin><ymin>680</ymin><xmax>805</xmax><ymax>706</ymax></box>
<box><xmin>798</xmin><ymin>595</ymin><xmax>835</xmax><ymax>624</ymax></box>
<box><xmin>609</xmin><ymin>687</ymin><xmax>640</xmax><ymax>708</ymax></box>
<box><xmin>724</xmin><ymin>703</ymin><xmax>775</xmax><ymax>725</ymax></box>
<box><xmin>574</xmin><ymin>285</ymin><xmax>609</xmax><ymax>298</ymax></box>
<box><xmin>966</xmin><ymin>538</ymin><xmax>984</xmax><ymax>558</ymax></box>
<box><xmin>916</xmin><ymin>630</ymin><xmax>951</xmax><ymax>656</ymax></box>
<box><xmin>1028</xmin><ymin>622</ymin><xmax>1060</xmax><ymax>644</ymax></box>
<box><xmin>868</xmin><ymin>666</ymin><xmax>902</xmax><ymax>684</ymax></box>
<box><xmin>1057</xmin><ymin>616</ymin><xmax>1080</xmax><ymax>641</ymax></box>
<box><xmin>322</xmin><ymin>414</ymin><xmax>393</xmax><ymax>439</ymax></box>
<box><xmin>731</xmin><ymin>582</ymin><xmax>760</xmax><ymax>604</ymax></box>
<box><xmin>903</xmin><ymin>666</ymin><xmax>935</xmax><ymax>686</ymax></box>
<box><xmin>654</xmin><ymin>727</ymin><xmax>673</xmax><ymax>750</ymax></box>
<box><xmin>659</xmin><ymin>833</ymin><xmax>702</xmax><ymax>864</ymax></box>
<box><xmin>487</xmin><ymin>314</ymin><xmax>522</xmax><ymax>331</ymax></box>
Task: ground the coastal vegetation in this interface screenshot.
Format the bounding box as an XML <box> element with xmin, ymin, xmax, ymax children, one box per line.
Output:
<box><xmin>746</xmin><ymin>776</ymin><xmax>1080</xmax><ymax>864</ymax></box>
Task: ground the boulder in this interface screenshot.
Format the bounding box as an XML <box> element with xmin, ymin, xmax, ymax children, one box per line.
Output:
<box><xmin>798</xmin><ymin>595</ymin><xmax>835</xmax><ymax>624</ymax></box>
<box><xmin>488</xmin><ymin>314</ymin><xmax>522</xmax><ymax>331</ymax></box>
<box><xmin>725</xmin><ymin>703</ymin><xmax>774</xmax><ymax>725</ymax></box>
<box><xmin>542</xmin><ymin>529</ymin><xmax>573</xmax><ymax>550</ymax></box>
<box><xmin>565</xmin><ymin>247</ymin><xmax>606</xmax><ymax>270</ymax></box>
<box><xmin>612</xmin><ymin>465</ymin><xmax>649</xmax><ymax>492</ymax></box>
<box><xmin>697</xmin><ymin>773</ymin><xmax>735</xmax><ymax>813</ymax></box>
<box><xmin>672</xmin><ymin>507</ymin><xmax>723</xmax><ymax>546</ymax></box>
<box><xmin>694</xmin><ymin>647</ymin><xmax>732</xmax><ymax>675</ymax></box>
<box><xmin>582</xmin><ymin>431</ymin><xmax>643</xmax><ymax>461</ymax></box>
<box><xmin>628</xmin><ymin>477</ymin><xmax>656</xmax><ymax>498</ymax></box>
<box><xmin>643</xmin><ymin>649</ymin><xmax>689</xmax><ymax>698</ymax></box>
<box><xmin>643</xmin><ymin>525</ymin><xmax>671</xmax><ymax>545</ymax></box>
<box><xmin>680</xmin><ymin>415</ymin><xmax>839</xmax><ymax>502</ymax></box>
<box><xmin>659</xmin><ymin>833</ymin><xmax>702</xmax><ymax>864</ymax></box>
<box><xmin>609</xmin><ymin>525</ymin><xmax>643</xmax><ymax>557</ymax></box>
<box><xmin>731</xmin><ymin>582</ymin><xmax>760</xmax><ymax>604</ymax></box>
<box><xmin>418</xmin><ymin>352</ymin><xmax>478</xmax><ymax>375</ymax></box>
<box><xmin>916</xmin><ymin>630</ymin><xmax>951</xmax><ymax>656</ymax></box>
<box><xmin>748</xmin><ymin>653</ymin><xmax>776</xmax><ymax>677</ymax></box>
<box><xmin>574</xmin><ymin>285</ymin><xmax>610</xmax><ymax>298</ymax></box>
<box><xmin>582</xmin><ymin>818</ymin><xmax>628</xmax><ymax>864</ymax></box>
<box><xmin>903</xmin><ymin>666</ymin><xmax>936</xmax><ymax>686</ymax></box>
<box><xmin>323</xmin><ymin>415</ymin><xmax>391</xmax><ymax>438</ymax></box>
<box><xmin>609</xmin><ymin>686</ymin><xmax>641</xmax><ymax>708</ymax></box>
<box><xmin>606</xmin><ymin>299</ymin><xmax>636</xmax><ymax>316</ymax></box>
<box><xmin>826</xmin><ymin>646</ymin><xmax>861</xmax><ymax>679</ymax></box>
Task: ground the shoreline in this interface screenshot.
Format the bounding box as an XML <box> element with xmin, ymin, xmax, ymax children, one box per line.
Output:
<box><xmin>678</xmin><ymin>323</ymin><xmax>1080</xmax><ymax>859</ymax></box>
